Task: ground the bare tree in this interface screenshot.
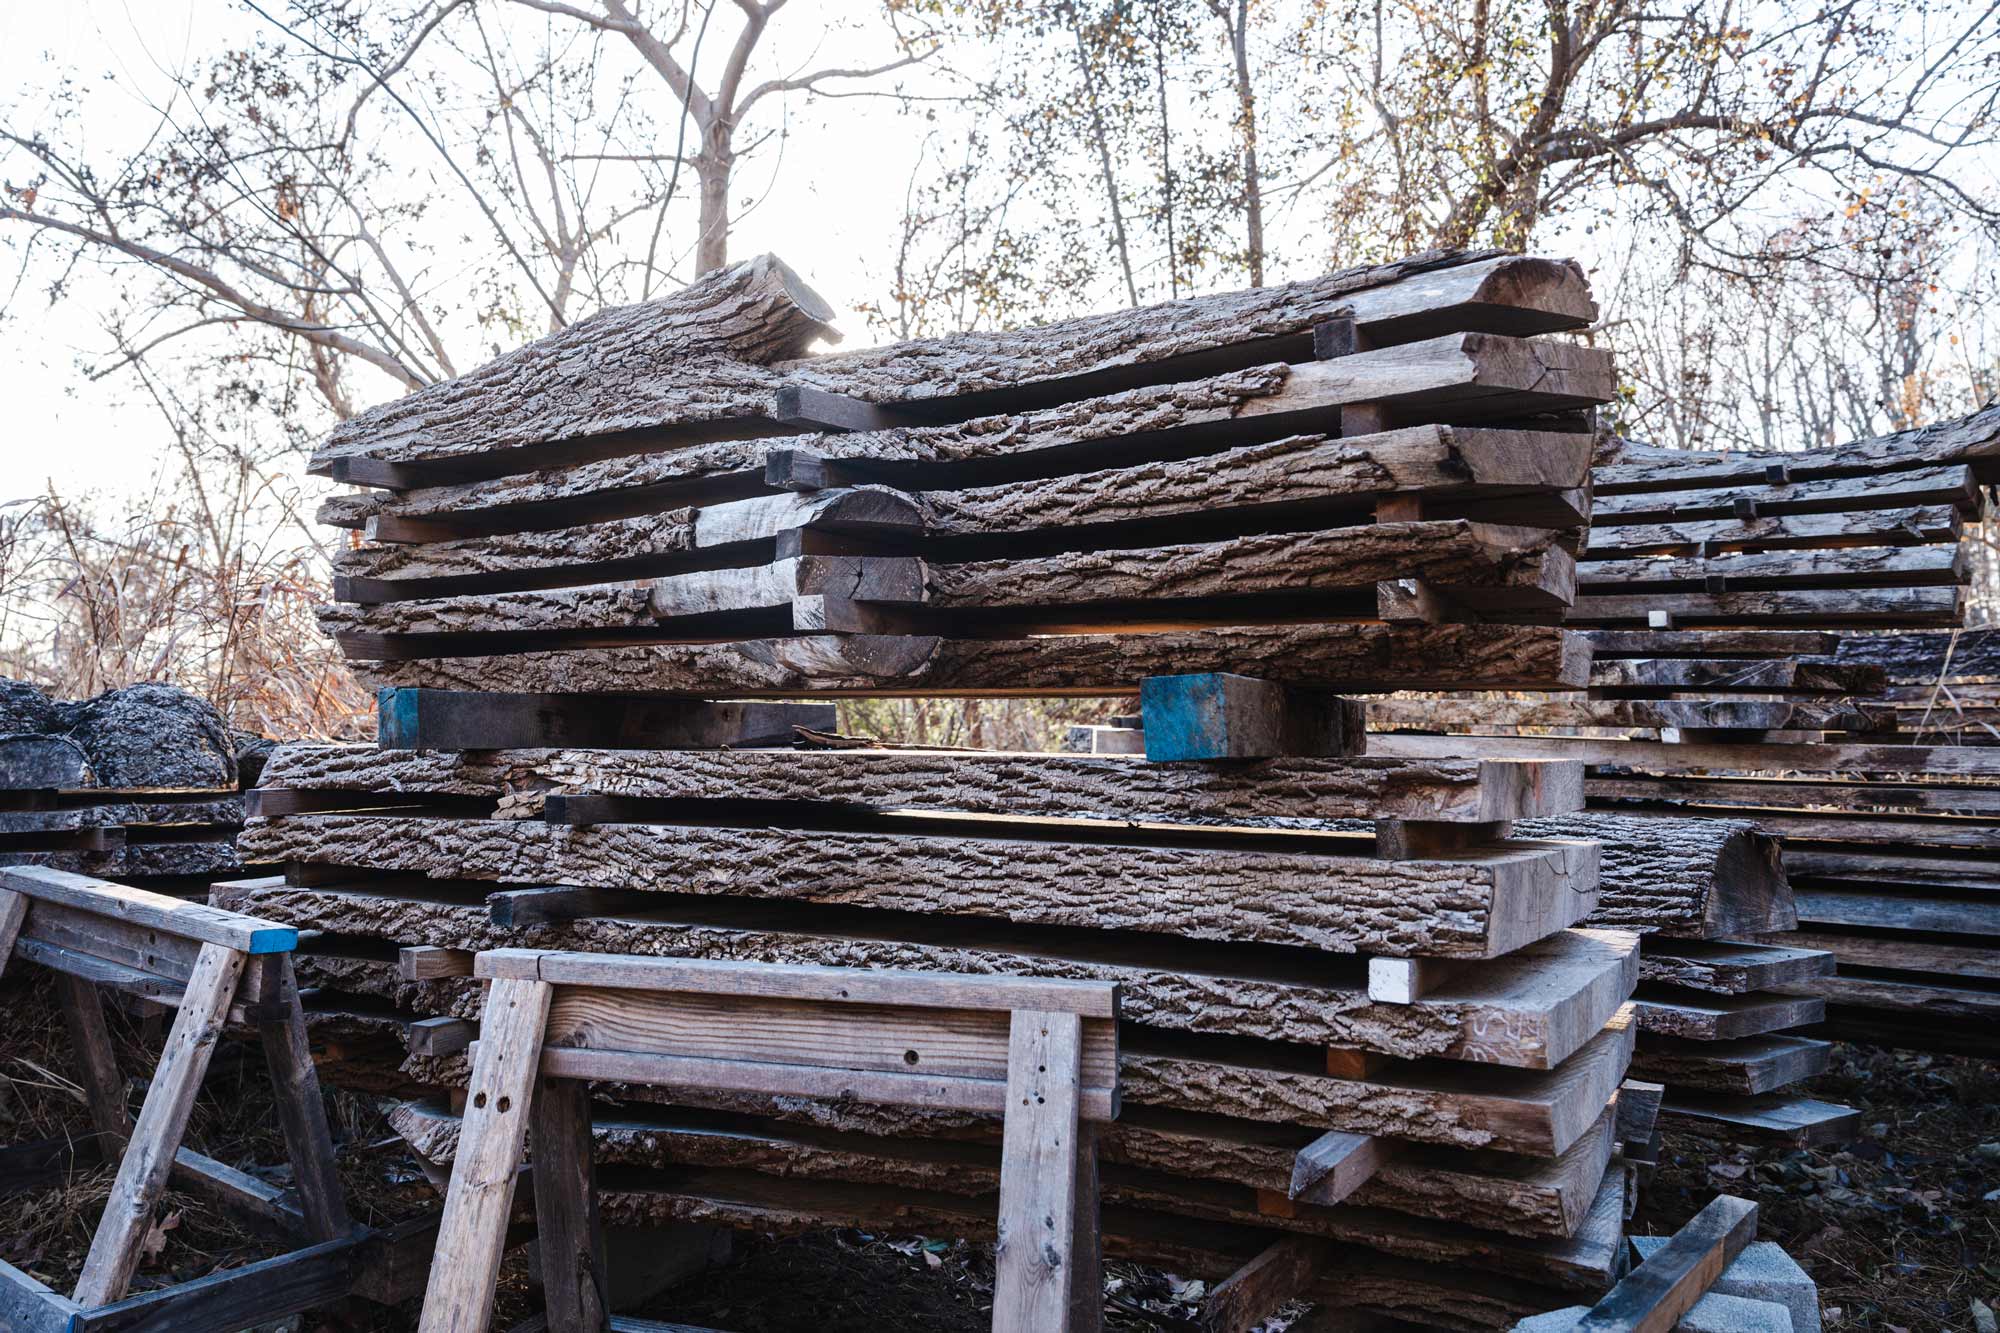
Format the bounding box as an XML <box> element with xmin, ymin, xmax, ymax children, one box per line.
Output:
<box><xmin>509</xmin><ymin>0</ymin><xmax>934</xmax><ymax>273</ymax></box>
<box><xmin>1207</xmin><ymin>0</ymin><xmax>1265</xmax><ymax>285</ymax></box>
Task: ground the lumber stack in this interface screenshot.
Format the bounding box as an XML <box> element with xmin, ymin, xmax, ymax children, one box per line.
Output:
<box><xmin>227</xmin><ymin>744</ymin><xmax>1637</xmax><ymax>1329</ymax></box>
<box><xmin>225</xmin><ymin>252</ymin><xmax>1668</xmax><ymax>1329</ymax></box>
<box><xmin>311</xmin><ymin>249</ymin><xmax>1610</xmax><ymax>696</ymax></box>
<box><xmin>1371</xmin><ymin>403</ymin><xmax>2000</xmax><ymax>1083</ymax></box>
<box><xmin>1573</xmin><ymin>411</ymin><xmax>1988</xmax><ymax>629</ymax></box>
<box><xmin>0</xmin><ymin>679</ymin><xmax>259</xmax><ymax>895</ymax></box>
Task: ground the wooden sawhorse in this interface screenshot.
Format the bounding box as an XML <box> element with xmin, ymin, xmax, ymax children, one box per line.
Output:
<box><xmin>0</xmin><ymin>865</ymin><xmax>361</xmax><ymax>1332</ymax></box>
<box><xmin>420</xmin><ymin>950</ymin><xmax>1120</xmax><ymax>1333</ymax></box>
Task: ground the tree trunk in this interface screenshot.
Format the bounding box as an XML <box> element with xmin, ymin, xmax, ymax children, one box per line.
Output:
<box><xmin>695</xmin><ymin>140</ymin><xmax>732</xmax><ymax>276</ymax></box>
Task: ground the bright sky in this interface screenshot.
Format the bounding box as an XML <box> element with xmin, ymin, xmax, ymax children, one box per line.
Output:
<box><xmin>0</xmin><ymin>0</ymin><xmax>940</xmax><ymax>506</ymax></box>
<box><xmin>3</xmin><ymin>1</ymin><xmax>1991</xmax><ymax>511</ymax></box>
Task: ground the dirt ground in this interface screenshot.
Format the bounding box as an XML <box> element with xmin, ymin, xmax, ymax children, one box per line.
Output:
<box><xmin>1</xmin><ymin>972</ymin><xmax>1992</xmax><ymax>1331</ymax></box>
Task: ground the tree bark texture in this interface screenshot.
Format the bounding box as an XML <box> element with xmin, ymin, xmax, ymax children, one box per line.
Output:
<box><xmin>236</xmin><ymin>812</ymin><xmax>1599</xmax><ymax>958</ymax></box>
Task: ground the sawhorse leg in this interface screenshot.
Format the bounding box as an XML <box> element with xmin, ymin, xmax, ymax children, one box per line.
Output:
<box><xmin>533</xmin><ymin>1077</ymin><xmax>609</xmax><ymax>1332</ymax></box>
<box><xmin>57</xmin><ymin>974</ymin><xmax>135</xmax><ymax>1148</ymax></box>
<box><xmin>420</xmin><ymin>977</ymin><xmax>553</xmax><ymax>1333</ymax></box>
<box><xmin>993</xmin><ymin>1009</ymin><xmax>1099</xmax><ymax>1333</ymax></box>
<box><xmin>256</xmin><ymin>954</ymin><xmax>353</xmax><ymax>1241</ymax></box>
<box><xmin>73</xmin><ymin>942</ymin><xmax>246</xmax><ymax>1308</ymax></box>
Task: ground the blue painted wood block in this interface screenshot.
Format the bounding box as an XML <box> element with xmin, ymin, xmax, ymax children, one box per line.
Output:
<box><xmin>1140</xmin><ymin>673</ymin><xmax>1260</xmax><ymax>762</ymax></box>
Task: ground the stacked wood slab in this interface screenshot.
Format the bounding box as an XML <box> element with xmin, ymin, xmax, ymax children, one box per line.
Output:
<box><xmin>0</xmin><ymin>679</ymin><xmax>255</xmax><ymax>895</ymax></box>
<box><xmin>310</xmin><ymin>250</ymin><xmax>1610</xmax><ymax>695</ymax></box>
<box><xmin>220</xmin><ymin>251</ymin><xmax>1667</xmax><ymax>1329</ymax></box>
<box><xmin>1371</xmin><ymin>404</ymin><xmax>2000</xmax><ymax>1132</ymax></box>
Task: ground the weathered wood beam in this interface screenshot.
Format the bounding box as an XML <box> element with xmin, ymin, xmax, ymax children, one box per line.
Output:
<box><xmin>1138</xmin><ymin>674</ymin><xmax>1363</xmax><ymax>761</ymax></box>
<box><xmin>1565</xmin><ymin>584</ymin><xmax>1964</xmax><ymax>629</ymax></box>
<box><xmin>1567</xmin><ymin>1193</ymin><xmax>1756</xmax><ymax>1333</ymax></box>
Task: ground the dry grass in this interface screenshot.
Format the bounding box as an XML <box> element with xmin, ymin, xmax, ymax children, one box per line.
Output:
<box><xmin>0</xmin><ymin>975</ymin><xmax>432</xmax><ymax>1311</ymax></box>
<box><xmin>0</xmin><ymin>447</ymin><xmax>374</xmax><ymax>744</ymax></box>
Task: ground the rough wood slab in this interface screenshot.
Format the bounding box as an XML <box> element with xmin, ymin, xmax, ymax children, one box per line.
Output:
<box><xmin>1583</xmin><ymin>630</ymin><xmax>1845</xmax><ymax>658</ymax></box>
<box><xmin>1586</xmin><ymin>774</ymin><xmax>2000</xmax><ymax>818</ymax></box>
<box><xmin>323</xmin><ymin>525</ymin><xmax>1579</xmax><ymax>648</ymax></box>
<box><xmin>906</xmin><ymin>426</ymin><xmax>1593</xmax><ymax>536</ymax></box>
<box><xmin>1592</xmin><ymin>463</ymin><xmax>1980</xmax><ymax>522</ymax></box>
<box><xmin>1370</xmin><ymin>731</ymin><xmax>2000</xmax><ymax>780</ymax></box>
<box><xmin>1629</xmin><ymin>1033</ymin><xmax>1831</xmax><ymax>1095</ymax></box>
<box><xmin>317</xmin><ymin>252</ymin><xmax>1594</xmax><ymax>487</ymax></box>
<box><xmin>1835</xmin><ymin>625</ymin><xmax>2000</xmax><ymax>682</ymax></box>
<box><xmin>1635</xmin><ymin>940</ymin><xmax>1836</xmax><ymax>995</ymax></box>
<box><xmin>1783</xmin><ymin>971</ymin><xmax>2000</xmax><ymax>1022</ymax></box>
<box><xmin>237</xmin><ymin>813</ymin><xmax>1599</xmax><ymax>959</ymax></box>
<box><xmin>1370</xmin><ymin>696</ymin><xmax>1882</xmax><ymax>735</ymax></box>
<box><xmin>1583</xmin><ymin>504</ymin><xmax>1964</xmax><ymax>558</ymax></box>
<box><xmin>1771</xmin><ymin>929</ymin><xmax>1999</xmax><ymax>982</ymax></box>
<box><xmin>919</xmin><ymin>521</ymin><xmax>1577</xmax><ymax>612</ymax></box>
<box><xmin>1566</xmin><ymin>584</ymin><xmax>1964</xmax><ymax>629</ymax></box>
<box><xmin>323</xmin><ymin>375</ymin><xmax>1583</xmax><ymax>543</ymax></box>
<box><xmin>787</xmin><ymin>252</ymin><xmax>1596</xmax><ymax>405</ymax></box>
<box><xmin>1594</xmin><ymin>408</ymin><xmax>2000</xmax><ymax>490</ymax></box>
<box><xmin>256</xmin><ymin>743</ymin><xmax>1587</xmax><ymax>825</ymax></box>
<box><xmin>310</xmin><ymin>254</ymin><xmax>836</xmax><ymax>480</ymax></box>
<box><xmin>1513</xmin><ymin>814</ymin><xmax>1793</xmax><ymax>940</ymax></box>
<box><xmin>216</xmin><ymin>875</ymin><xmax>1633</xmax><ymax>1066</ymax></box>
<box><xmin>1659</xmin><ymin>1093</ymin><xmax>1860</xmax><ymax>1147</ymax></box>
<box><xmin>1119</xmin><ymin>1009</ymin><xmax>1634</xmax><ymax>1155</ymax></box>
<box><xmin>341</xmin><ymin>622</ymin><xmax>1595</xmax><ymax>696</ymax></box>
<box><xmin>1631</xmin><ymin>986</ymin><xmax>1826</xmax><ymax>1041</ymax></box>
<box><xmin>1579</xmin><ymin>543</ymin><xmax>1965</xmax><ymax>597</ymax></box>
<box><xmin>1581</xmin><ymin>657</ymin><xmax>1884</xmax><ymax>696</ymax></box>
<box><xmin>389</xmin><ymin>1087</ymin><xmax>1618</xmax><ymax>1244</ymax></box>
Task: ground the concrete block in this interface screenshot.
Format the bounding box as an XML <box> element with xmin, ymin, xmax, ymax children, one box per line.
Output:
<box><xmin>1513</xmin><ymin>1289</ymin><xmax>1797</xmax><ymax>1332</ymax></box>
<box><xmin>1677</xmin><ymin>1292</ymin><xmax>1794</xmax><ymax>1333</ymax></box>
<box><xmin>1633</xmin><ymin>1237</ymin><xmax>1821</xmax><ymax>1333</ymax></box>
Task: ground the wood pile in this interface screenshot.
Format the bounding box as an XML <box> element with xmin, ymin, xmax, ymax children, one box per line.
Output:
<box><xmin>1372</xmin><ymin>403</ymin><xmax>2000</xmax><ymax>1099</ymax></box>
<box><xmin>0</xmin><ymin>680</ymin><xmax>260</xmax><ymax>895</ymax></box>
<box><xmin>219</xmin><ymin>251</ymin><xmax>1678</xmax><ymax>1329</ymax></box>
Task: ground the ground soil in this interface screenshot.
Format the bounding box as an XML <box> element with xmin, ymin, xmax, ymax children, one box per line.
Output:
<box><xmin>1</xmin><ymin>971</ymin><xmax>1991</xmax><ymax>1331</ymax></box>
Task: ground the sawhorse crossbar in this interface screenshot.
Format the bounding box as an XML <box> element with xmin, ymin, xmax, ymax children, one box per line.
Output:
<box><xmin>0</xmin><ymin>866</ymin><xmax>362</xmax><ymax>1333</ymax></box>
<box><xmin>420</xmin><ymin>950</ymin><xmax>1121</xmax><ymax>1333</ymax></box>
